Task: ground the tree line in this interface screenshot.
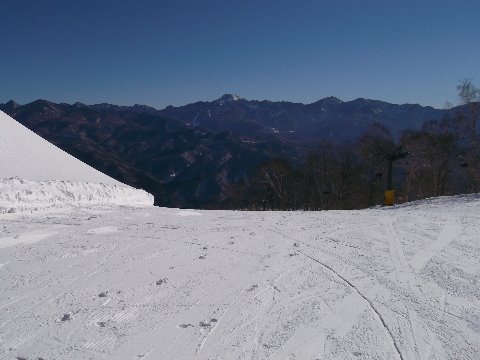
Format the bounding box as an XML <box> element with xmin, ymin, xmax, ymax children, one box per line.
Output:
<box><xmin>223</xmin><ymin>80</ymin><xmax>480</xmax><ymax>210</ymax></box>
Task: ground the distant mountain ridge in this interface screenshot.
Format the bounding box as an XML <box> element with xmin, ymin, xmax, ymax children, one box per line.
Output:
<box><xmin>0</xmin><ymin>96</ymin><xmax>460</xmax><ymax>208</ymax></box>
<box><xmin>157</xmin><ymin>94</ymin><xmax>447</xmax><ymax>143</ymax></box>
<box><xmin>3</xmin><ymin>95</ymin><xmax>449</xmax><ymax>142</ymax></box>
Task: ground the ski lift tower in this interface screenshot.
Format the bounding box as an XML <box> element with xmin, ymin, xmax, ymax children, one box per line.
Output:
<box><xmin>384</xmin><ymin>146</ymin><xmax>409</xmax><ymax>206</ymax></box>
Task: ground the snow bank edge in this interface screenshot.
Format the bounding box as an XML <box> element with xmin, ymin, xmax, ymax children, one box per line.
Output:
<box><xmin>0</xmin><ymin>177</ymin><xmax>154</xmax><ymax>213</ymax></box>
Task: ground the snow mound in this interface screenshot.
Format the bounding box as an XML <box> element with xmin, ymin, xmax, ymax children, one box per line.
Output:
<box><xmin>0</xmin><ymin>110</ymin><xmax>155</xmax><ymax>209</ymax></box>
<box><xmin>0</xmin><ymin>177</ymin><xmax>153</xmax><ymax>213</ymax></box>
<box><xmin>0</xmin><ymin>110</ymin><xmax>120</xmax><ymax>184</ymax></box>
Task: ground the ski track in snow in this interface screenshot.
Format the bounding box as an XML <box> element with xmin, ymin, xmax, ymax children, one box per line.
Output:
<box><xmin>0</xmin><ymin>196</ymin><xmax>480</xmax><ymax>359</ymax></box>
<box><xmin>297</xmin><ymin>249</ymin><xmax>404</xmax><ymax>360</ymax></box>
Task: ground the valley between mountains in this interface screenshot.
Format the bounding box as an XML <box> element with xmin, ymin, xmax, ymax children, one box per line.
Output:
<box><xmin>0</xmin><ymin>96</ymin><xmax>453</xmax><ymax>209</ymax></box>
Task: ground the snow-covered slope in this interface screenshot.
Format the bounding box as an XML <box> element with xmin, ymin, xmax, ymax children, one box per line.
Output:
<box><xmin>0</xmin><ymin>111</ymin><xmax>153</xmax><ymax>208</ymax></box>
<box><xmin>0</xmin><ymin>110</ymin><xmax>119</xmax><ymax>184</ymax></box>
<box><xmin>0</xmin><ymin>195</ymin><xmax>479</xmax><ymax>359</ymax></box>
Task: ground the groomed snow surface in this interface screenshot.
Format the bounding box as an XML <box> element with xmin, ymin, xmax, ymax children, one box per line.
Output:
<box><xmin>1</xmin><ymin>194</ymin><xmax>480</xmax><ymax>359</ymax></box>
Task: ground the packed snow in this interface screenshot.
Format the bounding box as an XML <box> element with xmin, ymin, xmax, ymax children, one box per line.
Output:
<box><xmin>0</xmin><ymin>177</ymin><xmax>153</xmax><ymax>214</ymax></box>
<box><xmin>1</xmin><ymin>195</ymin><xmax>479</xmax><ymax>359</ymax></box>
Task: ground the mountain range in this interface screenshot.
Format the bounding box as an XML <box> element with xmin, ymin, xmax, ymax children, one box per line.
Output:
<box><xmin>0</xmin><ymin>96</ymin><xmax>458</xmax><ymax>208</ymax></box>
<box><xmin>158</xmin><ymin>94</ymin><xmax>447</xmax><ymax>144</ymax></box>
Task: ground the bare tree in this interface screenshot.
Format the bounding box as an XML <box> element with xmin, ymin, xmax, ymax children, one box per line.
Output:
<box><xmin>258</xmin><ymin>159</ymin><xmax>299</xmax><ymax>210</ymax></box>
<box><xmin>457</xmin><ymin>79</ymin><xmax>480</xmax><ymax>190</ymax></box>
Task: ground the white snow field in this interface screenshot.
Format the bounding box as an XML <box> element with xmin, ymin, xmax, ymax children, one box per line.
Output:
<box><xmin>0</xmin><ymin>110</ymin><xmax>153</xmax><ymax>210</ymax></box>
<box><xmin>1</xmin><ymin>195</ymin><xmax>480</xmax><ymax>360</ymax></box>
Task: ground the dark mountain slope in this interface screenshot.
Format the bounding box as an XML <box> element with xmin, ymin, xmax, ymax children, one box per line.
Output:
<box><xmin>1</xmin><ymin>101</ymin><xmax>293</xmax><ymax>208</ymax></box>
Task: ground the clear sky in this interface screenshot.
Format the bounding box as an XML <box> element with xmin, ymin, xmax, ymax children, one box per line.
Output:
<box><xmin>1</xmin><ymin>0</ymin><xmax>479</xmax><ymax>109</ymax></box>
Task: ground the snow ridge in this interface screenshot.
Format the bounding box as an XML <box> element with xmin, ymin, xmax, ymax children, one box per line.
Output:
<box><xmin>0</xmin><ymin>177</ymin><xmax>153</xmax><ymax>213</ymax></box>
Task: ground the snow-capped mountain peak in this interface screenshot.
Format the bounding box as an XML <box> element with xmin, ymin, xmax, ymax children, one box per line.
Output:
<box><xmin>217</xmin><ymin>94</ymin><xmax>243</xmax><ymax>104</ymax></box>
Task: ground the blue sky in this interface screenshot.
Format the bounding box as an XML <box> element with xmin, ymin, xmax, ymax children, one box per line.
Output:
<box><xmin>1</xmin><ymin>0</ymin><xmax>479</xmax><ymax>108</ymax></box>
